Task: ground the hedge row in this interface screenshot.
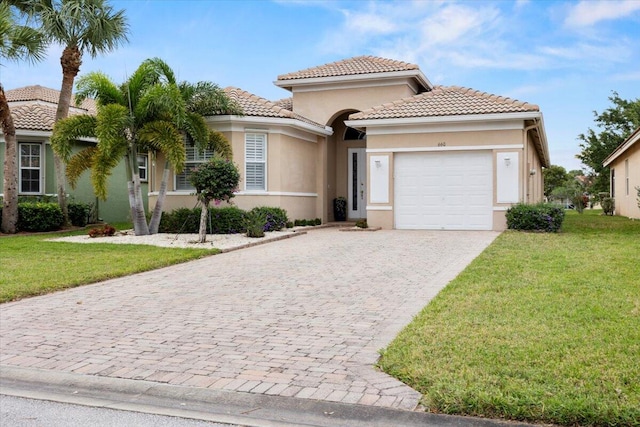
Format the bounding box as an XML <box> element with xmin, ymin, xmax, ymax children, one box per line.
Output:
<box><xmin>0</xmin><ymin>202</ymin><xmax>92</xmax><ymax>232</ymax></box>
<box><xmin>158</xmin><ymin>206</ymin><xmax>289</xmax><ymax>234</ymax></box>
<box><xmin>506</xmin><ymin>203</ymin><xmax>565</xmax><ymax>232</ymax></box>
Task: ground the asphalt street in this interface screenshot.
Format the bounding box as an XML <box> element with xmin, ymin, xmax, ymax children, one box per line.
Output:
<box><xmin>1</xmin><ymin>395</ymin><xmax>238</xmax><ymax>427</ymax></box>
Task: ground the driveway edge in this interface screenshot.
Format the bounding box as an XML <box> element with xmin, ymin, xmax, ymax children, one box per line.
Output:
<box><xmin>0</xmin><ymin>365</ymin><xmax>535</xmax><ymax>427</ymax></box>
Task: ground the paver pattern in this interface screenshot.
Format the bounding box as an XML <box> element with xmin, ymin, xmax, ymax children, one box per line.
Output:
<box><xmin>0</xmin><ymin>229</ymin><xmax>497</xmax><ymax>410</ymax></box>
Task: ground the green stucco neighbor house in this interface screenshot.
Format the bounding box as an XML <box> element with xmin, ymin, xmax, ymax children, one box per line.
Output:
<box><xmin>0</xmin><ymin>85</ymin><xmax>140</xmax><ymax>223</ymax></box>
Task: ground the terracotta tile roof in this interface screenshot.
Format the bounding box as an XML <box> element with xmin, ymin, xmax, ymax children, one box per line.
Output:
<box><xmin>277</xmin><ymin>55</ymin><xmax>419</xmax><ymax>81</ymax></box>
<box><xmin>6</xmin><ymin>85</ymin><xmax>96</xmax><ymax>113</ymax></box>
<box><xmin>349</xmin><ymin>86</ymin><xmax>539</xmax><ymax>120</ymax></box>
<box><xmin>10</xmin><ymin>103</ymin><xmax>58</xmax><ymax>131</ymax></box>
<box><xmin>273</xmin><ymin>97</ymin><xmax>293</xmax><ymax>111</ymax></box>
<box><xmin>7</xmin><ymin>85</ymin><xmax>97</xmax><ymax>131</ymax></box>
<box><xmin>223</xmin><ymin>87</ymin><xmax>324</xmax><ymax>128</ymax></box>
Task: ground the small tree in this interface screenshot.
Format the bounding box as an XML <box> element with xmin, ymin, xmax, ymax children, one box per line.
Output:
<box><xmin>189</xmin><ymin>157</ymin><xmax>240</xmax><ymax>243</ymax></box>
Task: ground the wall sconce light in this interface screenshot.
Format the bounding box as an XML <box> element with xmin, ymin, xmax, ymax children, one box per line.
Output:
<box><xmin>530</xmin><ymin>169</ymin><xmax>536</xmax><ymax>175</ymax></box>
<box><xmin>375</xmin><ymin>160</ymin><xmax>382</xmax><ymax>168</ymax></box>
<box><xmin>504</xmin><ymin>157</ymin><xmax>511</xmax><ymax>167</ymax></box>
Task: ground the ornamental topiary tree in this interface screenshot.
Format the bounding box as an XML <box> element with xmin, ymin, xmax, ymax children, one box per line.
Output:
<box><xmin>189</xmin><ymin>157</ymin><xmax>240</xmax><ymax>243</ymax></box>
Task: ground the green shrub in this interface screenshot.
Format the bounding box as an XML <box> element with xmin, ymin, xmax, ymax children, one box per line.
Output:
<box><xmin>17</xmin><ymin>202</ymin><xmax>64</xmax><ymax>232</ymax></box>
<box><xmin>601</xmin><ymin>197</ymin><xmax>615</xmax><ymax>215</ymax></box>
<box><xmin>506</xmin><ymin>203</ymin><xmax>565</xmax><ymax>232</ymax></box>
<box><xmin>209</xmin><ymin>206</ymin><xmax>246</xmax><ymax>234</ymax></box>
<box><xmin>286</xmin><ymin>221</ymin><xmax>294</xmax><ymax>228</ymax></box>
<box><xmin>159</xmin><ymin>206</ymin><xmax>246</xmax><ymax>234</ymax></box>
<box><xmin>314</xmin><ymin>218</ymin><xmax>322</xmax><ymax>225</ymax></box>
<box><xmin>245</xmin><ymin>210</ymin><xmax>266</xmax><ymax>238</ymax></box>
<box><xmin>248</xmin><ymin>206</ymin><xmax>288</xmax><ymax>231</ymax></box>
<box><xmin>158</xmin><ymin>207</ymin><xmax>200</xmax><ymax>233</ymax></box>
<box><xmin>294</xmin><ymin>219</ymin><xmax>303</xmax><ymax>226</ymax></box>
<box><xmin>68</xmin><ymin>202</ymin><xmax>92</xmax><ymax>227</ymax></box>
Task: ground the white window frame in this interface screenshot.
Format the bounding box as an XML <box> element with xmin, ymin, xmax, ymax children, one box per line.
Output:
<box><xmin>174</xmin><ymin>142</ymin><xmax>215</xmax><ymax>191</ymax></box>
<box><xmin>19</xmin><ymin>142</ymin><xmax>42</xmax><ymax>194</ymax></box>
<box><xmin>137</xmin><ymin>154</ymin><xmax>148</xmax><ymax>182</ymax></box>
<box><xmin>245</xmin><ymin>133</ymin><xmax>267</xmax><ymax>191</ymax></box>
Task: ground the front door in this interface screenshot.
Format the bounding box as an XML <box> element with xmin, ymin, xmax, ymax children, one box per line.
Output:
<box><xmin>347</xmin><ymin>148</ymin><xmax>366</xmax><ymax>219</ymax></box>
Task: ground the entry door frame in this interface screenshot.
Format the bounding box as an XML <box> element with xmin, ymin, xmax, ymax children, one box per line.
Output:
<box><xmin>347</xmin><ymin>148</ymin><xmax>367</xmax><ymax>219</ymax></box>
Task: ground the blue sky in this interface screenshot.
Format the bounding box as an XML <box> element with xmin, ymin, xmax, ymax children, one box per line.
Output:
<box><xmin>3</xmin><ymin>0</ymin><xmax>640</xmax><ymax>171</ymax></box>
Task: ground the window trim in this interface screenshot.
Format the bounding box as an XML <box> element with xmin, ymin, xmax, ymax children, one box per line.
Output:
<box><xmin>137</xmin><ymin>154</ymin><xmax>148</xmax><ymax>183</ymax></box>
<box><xmin>18</xmin><ymin>142</ymin><xmax>42</xmax><ymax>194</ymax></box>
<box><xmin>625</xmin><ymin>159</ymin><xmax>629</xmax><ymax>196</ymax></box>
<box><xmin>244</xmin><ymin>133</ymin><xmax>267</xmax><ymax>192</ymax></box>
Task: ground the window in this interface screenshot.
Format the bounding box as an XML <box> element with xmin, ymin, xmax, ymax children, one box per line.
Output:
<box><xmin>19</xmin><ymin>143</ymin><xmax>41</xmax><ymax>194</ymax></box>
<box><xmin>625</xmin><ymin>159</ymin><xmax>629</xmax><ymax>196</ymax></box>
<box><xmin>245</xmin><ymin>133</ymin><xmax>266</xmax><ymax>191</ymax></box>
<box><xmin>175</xmin><ymin>142</ymin><xmax>215</xmax><ymax>191</ymax></box>
<box><xmin>137</xmin><ymin>155</ymin><xmax>148</xmax><ymax>182</ymax></box>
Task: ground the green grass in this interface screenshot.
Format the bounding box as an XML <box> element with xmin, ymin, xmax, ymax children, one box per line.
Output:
<box><xmin>379</xmin><ymin>210</ymin><xmax>640</xmax><ymax>426</ymax></box>
<box><xmin>0</xmin><ymin>224</ymin><xmax>217</xmax><ymax>303</ymax></box>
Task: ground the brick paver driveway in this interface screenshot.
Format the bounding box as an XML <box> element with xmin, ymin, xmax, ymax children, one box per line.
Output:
<box><xmin>0</xmin><ymin>229</ymin><xmax>497</xmax><ymax>410</ymax></box>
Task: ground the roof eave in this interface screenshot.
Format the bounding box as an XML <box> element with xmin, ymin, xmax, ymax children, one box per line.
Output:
<box><xmin>207</xmin><ymin>115</ymin><xmax>333</xmax><ymax>136</ymax></box>
<box><xmin>603</xmin><ymin>127</ymin><xmax>640</xmax><ymax>167</ymax></box>
<box><xmin>346</xmin><ymin>111</ymin><xmax>543</xmax><ymax>128</ymax></box>
<box><xmin>274</xmin><ymin>69</ymin><xmax>432</xmax><ymax>92</ymax></box>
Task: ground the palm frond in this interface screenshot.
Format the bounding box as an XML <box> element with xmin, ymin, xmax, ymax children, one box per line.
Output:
<box><xmin>142</xmin><ymin>57</ymin><xmax>177</xmax><ymax>85</ymax></box>
<box><xmin>135</xmin><ymin>82</ymin><xmax>186</xmax><ymax>128</ymax></box>
<box><xmin>65</xmin><ymin>146</ymin><xmax>97</xmax><ymax>188</ymax></box>
<box><xmin>179</xmin><ymin>80</ymin><xmax>243</xmax><ymax>116</ymax></box>
<box><xmin>183</xmin><ymin>111</ymin><xmax>208</xmax><ymax>150</ymax></box>
<box><xmin>139</xmin><ymin>120</ymin><xmax>185</xmax><ymax>173</ymax></box>
<box><xmin>75</xmin><ymin>71</ymin><xmax>124</xmax><ymax>106</ymax></box>
<box><xmin>51</xmin><ymin>114</ymin><xmax>97</xmax><ymax>161</ymax></box>
<box><xmin>91</xmin><ymin>132</ymin><xmax>129</xmax><ymax>200</ymax></box>
<box><xmin>209</xmin><ymin>130</ymin><xmax>233</xmax><ymax>160</ymax></box>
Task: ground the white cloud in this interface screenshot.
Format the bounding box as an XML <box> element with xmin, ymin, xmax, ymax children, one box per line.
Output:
<box><xmin>565</xmin><ymin>0</ymin><xmax>640</xmax><ymax>27</ymax></box>
<box><xmin>419</xmin><ymin>4</ymin><xmax>500</xmax><ymax>46</ymax></box>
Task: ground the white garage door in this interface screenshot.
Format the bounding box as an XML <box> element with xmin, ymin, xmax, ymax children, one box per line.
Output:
<box><xmin>395</xmin><ymin>151</ymin><xmax>493</xmax><ymax>230</ymax></box>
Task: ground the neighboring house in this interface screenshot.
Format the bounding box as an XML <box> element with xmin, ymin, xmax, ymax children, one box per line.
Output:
<box><xmin>603</xmin><ymin>126</ymin><xmax>640</xmax><ymax>219</ymax></box>
<box><xmin>0</xmin><ymin>85</ymin><xmax>138</xmax><ymax>223</ymax></box>
<box><xmin>154</xmin><ymin>56</ymin><xmax>549</xmax><ymax>231</ymax></box>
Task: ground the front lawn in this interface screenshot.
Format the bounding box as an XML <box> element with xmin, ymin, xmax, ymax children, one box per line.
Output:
<box><xmin>379</xmin><ymin>210</ymin><xmax>640</xmax><ymax>426</ymax></box>
<box><xmin>0</xmin><ymin>225</ymin><xmax>217</xmax><ymax>303</ymax></box>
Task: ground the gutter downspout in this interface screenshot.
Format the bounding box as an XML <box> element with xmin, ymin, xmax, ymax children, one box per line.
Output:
<box><xmin>523</xmin><ymin>121</ymin><xmax>538</xmax><ymax>204</ymax></box>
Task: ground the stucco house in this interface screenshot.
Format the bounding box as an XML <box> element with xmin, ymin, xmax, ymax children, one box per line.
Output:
<box><xmin>154</xmin><ymin>56</ymin><xmax>549</xmax><ymax>230</ymax></box>
<box><xmin>0</xmin><ymin>85</ymin><xmax>137</xmax><ymax>223</ymax></box>
<box><xmin>603</xmin><ymin>126</ymin><xmax>640</xmax><ymax>219</ymax></box>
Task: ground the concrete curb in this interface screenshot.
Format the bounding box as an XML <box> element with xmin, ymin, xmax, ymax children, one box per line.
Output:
<box><xmin>0</xmin><ymin>366</ymin><xmax>536</xmax><ymax>427</ymax></box>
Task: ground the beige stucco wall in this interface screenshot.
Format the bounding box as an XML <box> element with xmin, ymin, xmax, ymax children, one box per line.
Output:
<box><xmin>610</xmin><ymin>142</ymin><xmax>640</xmax><ymax>219</ymax></box>
<box><xmin>525</xmin><ymin>134</ymin><xmax>544</xmax><ymax>203</ymax></box>
<box><xmin>292</xmin><ymin>83</ymin><xmax>417</xmax><ymax>126</ymax></box>
<box><xmin>149</xmin><ymin>124</ymin><xmax>324</xmax><ymax>222</ymax></box>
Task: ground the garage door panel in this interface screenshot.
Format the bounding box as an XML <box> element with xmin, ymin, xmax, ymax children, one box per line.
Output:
<box><xmin>395</xmin><ymin>152</ymin><xmax>493</xmax><ymax>230</ymax></box>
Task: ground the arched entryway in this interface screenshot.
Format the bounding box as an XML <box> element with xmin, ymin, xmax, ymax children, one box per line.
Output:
<box><xmin>326</xmin><ymin>110</ymin><xmax>367</xmax><ymax>221</ymax></box>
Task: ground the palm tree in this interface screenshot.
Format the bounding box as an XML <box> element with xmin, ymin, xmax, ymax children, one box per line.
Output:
<box><xmin>52</xmin><ymin>58</ymin><xmax>195</xmax><ymax>235</ymax></box>
<box><xmin>0</xmin><ymin>1</ymin><xmax>46</xmax><ymax>233</ymax></box>
<box><xmin>144</xmin><ymin>81</ymin><xmax>241</xmax><ymax>234</ymax></box>
<box><xmin>33</xmin><ymin>0</ymin><xmax>128</xmax><ymax>224</ymax></box>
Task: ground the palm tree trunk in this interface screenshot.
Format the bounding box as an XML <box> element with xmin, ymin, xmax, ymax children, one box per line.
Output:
<box><xmin>132</xmin><ymin>173</ymin><xmax>149</xmax><ymax>236</ymax></box>
<box><xmin>1</xmin><ymin>85</ymin><xmax>18</xmax><ymax>234</ymax></box>
<box><xmin>198</xmin><ymin>199</ymin><xmax>209</xmax><ymax>243</ymax></box>
<box><xmin>148</xmin><ymin>160</ymin><xmax>170</xmax><ymax>234</ymax></box>
<box><xmin>54</xmin><ymin>45</ymin><xmax>83</xmax><ymax>226</ymax></box>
